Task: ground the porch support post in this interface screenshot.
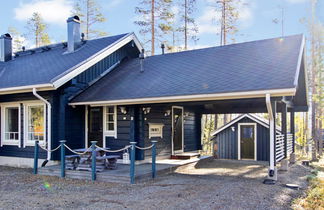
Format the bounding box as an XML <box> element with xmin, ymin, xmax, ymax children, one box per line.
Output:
<box><xmin>130</xmin><ymin>142</ymin><xmax>136</xmax><ymax>184</ymax></box>
<box><xmin>281</xmin><ymin>102</ymin><xmax>287</xmax><ymax>159</ymax></box>
<box><xmin>91</xmin><ymin>141</ymin><xmax>97</xmax><ymax>181</ymax></box>
<box><xmin>290</xmin><ymin>110</ymin><xmax>296</xmax><ymax>163</ymax></box>
<box><xmin>60</xmin><ymin>140</ymin><xmax>66</xmax><ymax>178</ymax></box>
<box><xmin>266</xmin><ymin>94</ymin><xmax>277</xmax><ymax>181</ymax></box>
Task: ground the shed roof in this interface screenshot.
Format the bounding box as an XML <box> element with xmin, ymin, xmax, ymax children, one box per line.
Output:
<box><xmin>211</xmin><ymin>114</ymin><xmax>281</xmax><ymax>136</ymax></box>
<box><xmin>70</xmin><ymin>34</ymin><xmax>306</xmax><ymax>105</ymax></box>
<box><xmin>0</xmin><ymin>33</ymin><xmax>141</xmax><ymax>93</ymax></box>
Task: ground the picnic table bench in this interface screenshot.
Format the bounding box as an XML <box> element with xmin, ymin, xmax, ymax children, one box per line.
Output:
<box><xmin>97</xmin><ymin>155</ymin><xmax>120</xmax><ymax>170</ymax></box>
<box><xmin>65</xmin><ymin>155</ymin><xmax>80</xmax><ymax>170</ymax></box>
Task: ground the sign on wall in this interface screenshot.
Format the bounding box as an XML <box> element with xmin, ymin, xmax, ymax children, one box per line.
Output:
<box><xmin>148</xmin><ymin>123</ymin><xmax>164</xmax><ymax>139</ymax></box>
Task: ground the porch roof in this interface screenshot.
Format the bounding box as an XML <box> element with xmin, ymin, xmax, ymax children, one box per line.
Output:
<box><xmin>70</xmin><ymin>34</ymin><xmax>307</xmax><ymax>110</ymax></box>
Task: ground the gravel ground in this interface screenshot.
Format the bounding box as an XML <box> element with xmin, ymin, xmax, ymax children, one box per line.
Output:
<box><xmin>0</xmin><ymin>159</ymin><xmax>311</xmax><ymax>210</ymax></box>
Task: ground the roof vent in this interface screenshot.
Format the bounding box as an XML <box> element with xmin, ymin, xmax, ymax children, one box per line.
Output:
<box><xmin>0</xmin><ymin>33</ymin><xmax>12</xmax><ymax>62</ymax></box>
<box><xmin>139</xmin><ymin>49</ymin><xmax>145</xmax><ymax>73</ymax></box>
<box><xmin>67</xmin><ymin>15</ymin><xmax>81</xmax><ymax>53</ymax></box>
<box><xmin>161</xmin><ymin>43</ymin><xmax>165</xmax><ymax>55</ymax></box>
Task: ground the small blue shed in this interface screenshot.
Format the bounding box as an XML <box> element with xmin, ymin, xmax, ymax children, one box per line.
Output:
<box><xmin>211</xmin><ymin>114</ymin><xmax>281</xmax><ymax>161</ymax></box>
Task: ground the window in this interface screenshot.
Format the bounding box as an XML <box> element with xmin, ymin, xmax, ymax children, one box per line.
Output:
<box><xmin>1</xmin><ymin>104</ymin><xmax>20</xmax><ymax>146</ymax></box>
<box><xmin>24</xmin><ymin>104</ymin><xmax>45</xmax><ymax>146</ymax></box>
<box><xmin>104</xmin><ymin>106</ymin><xmax>117</xmax><ymax>138</ymax></box>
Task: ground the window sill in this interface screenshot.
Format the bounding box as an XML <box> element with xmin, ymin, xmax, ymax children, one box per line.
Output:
<box><xmin>1</xmin><ymin>141</ymin><xmax>20</xmax><ymax>147</ymax></box>
<box><xmin>25</xmin><ymin>141</ymin><xmax>45</xmax><ymax>147</ymax></box>
<box><xmin>103</xmin><ymin>132</ymin><xmax>117</xmax><ymax>138</ymax></box>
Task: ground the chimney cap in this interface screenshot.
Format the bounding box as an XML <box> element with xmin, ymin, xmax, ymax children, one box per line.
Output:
<box><xmin>67</xmin><ymin>15</ymin><xmax>80</xmax><ymax>23</ymax></box>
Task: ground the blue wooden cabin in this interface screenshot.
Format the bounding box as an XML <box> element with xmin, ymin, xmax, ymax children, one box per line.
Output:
<box><xmin>0</xmin><ymin>16</ymin><xmax>308</xmax><ymax>180</ymax></box>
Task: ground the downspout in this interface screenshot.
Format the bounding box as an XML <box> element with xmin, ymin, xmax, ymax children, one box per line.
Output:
<box><xmin>265</xmin><ymin>94</ymin><xmax>275</xmax><ymax>172</ymax></box>
<box><xmin>32</xmin><ymin>88</ymin><xmax>51</xmax><ymax>162</ymax></box>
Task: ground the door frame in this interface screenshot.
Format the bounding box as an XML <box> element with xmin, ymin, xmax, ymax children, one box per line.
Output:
<box><xmin>237</xmin><ymin>123</ymin><xmax>257</xmax><ymax>160</ymax></box>
<box><xmin>85</xmin><ymin>106</ymin><xmax>105</xmax><ymax>148</ymax></box>
<box><xmin>171</xmin><ymin>106</ymin><xmax>184</xmax><ymax>155</ymax></box>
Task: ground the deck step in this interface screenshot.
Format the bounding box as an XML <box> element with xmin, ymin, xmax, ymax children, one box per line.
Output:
<box><xmin>170</xmin><ymin>153</ymin><xmax>200</xmax><ymax>160</ymax></box>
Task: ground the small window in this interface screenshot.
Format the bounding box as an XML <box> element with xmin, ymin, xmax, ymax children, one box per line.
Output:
<box><xmin>104</xmin><ymin>106</ymin><xmax>117</xmax><ymax>137</ymax></box>
<box><xmin>1</xmin><ymin>105</ymin><xmax>20</xmax><ymax>146</ymax></box>
<box><xmin>25</xmin><ymin>104</ymin><xmax>45</xmax><ymax>145</ymax></box>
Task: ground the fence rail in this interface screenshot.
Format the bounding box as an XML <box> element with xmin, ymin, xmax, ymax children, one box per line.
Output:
<box><xmin>33</xmin><ymin>140</ymin><xmax>157</xmax><ymax>184</ymax></box>
<box><xmin>276</xmin><ymin>134</ymin><xmax>285</xmax><ymax>162</ymax></box>
<box><xmin>287</xmin><ymin>133</ymin><xmax>293</xmax><ymax>154</ymax></box>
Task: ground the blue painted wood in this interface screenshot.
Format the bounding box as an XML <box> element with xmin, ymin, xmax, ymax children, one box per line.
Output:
<box><xmin>60</xmin><ymin>140</ymin><xmax>66</xmax><ymax>178</ymax></box>
<box><xmin>214</xmin><ymin>116</ymin><xmax>270</xmax><ymax>161</ymax></box>
<box><xmin>151</xmin><ymin>141</ymin><xmax>157</xmax><ymax>178</ymax></box>
<box><xmin>33</xmin><ymin>141</ymin><xmax>39</xmax><ymax>174</ymax></box>
<box><xmin>130</xmin><ymin>142</ymin><xmax>136</xmax><ymax>184</ymax></box>
<box><xmin>91</xmin><ymin>141</ymin><xmax>97</xmax><ymax>181</ymax></box>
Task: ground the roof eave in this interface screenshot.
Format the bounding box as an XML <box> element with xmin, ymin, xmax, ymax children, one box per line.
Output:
<box><xmin>0</xmin><ymin>83</ymin><xmax>55</xmax><ymax>95</ymax></box>
<box><xmin>69</xmin><ymin>88</ymin><xmax>296</xmax><ymax>106</ymax></box>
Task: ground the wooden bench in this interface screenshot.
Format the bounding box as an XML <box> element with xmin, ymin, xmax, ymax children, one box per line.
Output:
<box><xmin>65</xmin><ymin>155</ymin><xmax>80</xmax><ymax>170</ymax></box>
<box><xmin>97</xmin><ymin>155</ymin><xmax>120</xmax><ymax>170</ymax></box>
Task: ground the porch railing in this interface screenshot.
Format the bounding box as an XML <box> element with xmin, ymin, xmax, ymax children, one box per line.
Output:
<box><xmin>33</xmin><ymin>140</ymin><xmax>157</xmax><ymax>184</ymax></box>
<box><xmin>275</xmin><ymin>134</ymin><xmax>285</xmax><ymax>162</ymax></box>
<box><xmin>287</xmin><ymin>133</ymin><xmax>293</xmax><ymax>155</ymax></box>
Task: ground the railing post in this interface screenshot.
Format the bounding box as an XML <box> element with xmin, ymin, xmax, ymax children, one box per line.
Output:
<box><xmin>151</xmin><ymin>141</ymin><xmax>157</xmax><ymax>179</ymax></box>
<box><xmin>130</xmin><ymin>142</ymin><xmax>137</xmax><ymax>184</ymax></box>
<box><xmin>60</xmin><ymin>140</ymin><xmax>66</xmax><ymax>178</ymax></box>
<box><xmin>33</xmin><ymin>140</ymin><xmax>39</xmax><ymax>174</ymax></box>
<box><xmin>91</xmin><ymin>141</ymin><xmax>97</xmax><ymax>181</ymax></box>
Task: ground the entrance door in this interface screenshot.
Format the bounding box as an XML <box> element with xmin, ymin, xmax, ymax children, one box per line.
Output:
<box><xmin>88</xmin><ymin>107</ymin><xmax>103</xmax><ymax>147</ymax></box>
<box><xmin>239</xmin><ymin>124</ymin><xmax>255</xmax><ymax>159</ymax></box>
<box><xmin>172</xmin><ymin>106</ymin><xmax>184</xmax><ymax>154</ymax></box>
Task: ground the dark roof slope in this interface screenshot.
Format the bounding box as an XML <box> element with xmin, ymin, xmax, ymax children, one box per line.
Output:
<box><xmin>71</xmin><ymin>34</ymin><xmax>304</xmax><ymax>103</ymax></box>
<box><xmin>0</xmin><ymin>33</ymin><xmax>129</xmax><ymax>89</ymax></box>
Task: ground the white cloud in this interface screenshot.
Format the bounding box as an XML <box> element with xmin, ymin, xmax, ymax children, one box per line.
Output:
<box><xmin>105</xmin><ymin>0</ymin><xmax>124</xmax><ymax>8</ymax></box>
<box><xmin>14</xmin><ymin>0</ymin><xmax>73</xmax><ymax>25</ymax></box>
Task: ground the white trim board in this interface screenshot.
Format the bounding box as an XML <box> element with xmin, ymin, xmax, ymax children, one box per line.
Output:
<box><xmin>171</xmin><ymin>106</ymin><xmax>184</xmax><ymax>155</ymax></box>
<box><xmin>69</xmin><ymin>88</ymin><xmax>297</xmax><ymax>106</ymax></box>
<box><xmin>237</xmin><ymin>123</ymin><xmax>257</xmax><ymax>161</ymax></box>
<box><xmin>0</xmin><ymin>156</ymin><xmax>58</xmax><ymax>168</ymax></box>
<box><xmin>212</xmin><ymin>114</ymin><xmax>281</xmax><ymax>136</ymax></box>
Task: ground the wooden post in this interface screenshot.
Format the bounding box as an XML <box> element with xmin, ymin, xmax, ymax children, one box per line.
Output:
<box><xmin>91</xmin><ymin>141</ymin><xmax>97</xmax><ymax>181</ymax></box>
<box><xmin>33</xmin><ymin>140</ymin><xmax>39</xmax><ymax>174</ymax></box>
<box><xmin>130</xmin><ymin>142</ymin><xmax>136</xmax><ymax>184</ymax></box>
<box><xmin>60</xmin><ymin>140</ymin><xmax>66</xmax><ymax>178</ymax></box>
<box><xmin>151</xmin><ymin>140</ymin><xmax>157</xmax><ymax>179</ymax></box>
<box><xmin>281</xmin><ymin>103</ymin><xmax>287</xmax><ymax>158</ymax></box>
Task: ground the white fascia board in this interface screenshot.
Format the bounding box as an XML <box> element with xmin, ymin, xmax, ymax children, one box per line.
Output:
<box><xmin>52</xmin><ymin>33</ymin><xmax>143</xmax><ymax>89</ymax></box>
<box><xmin>293</xmin><ymin>35</ymin><xmax>305</xmax><ymax>87</ymax></box>
<box><xmin>0</xmin><ymin>83</ymin><xmax>54</xmax><ymax>95</ymax></box>
<box><xmin>211</xmin><ymin>114</ymin><xmax>247</xmax><ymax>136</ymax></box>
<box><xmin>69</xmin><ymin>88</ymin><xmax>296</xmax><ymax>106</ymax></box>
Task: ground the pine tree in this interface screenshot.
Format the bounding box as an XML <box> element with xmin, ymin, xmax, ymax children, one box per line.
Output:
<box><xmin>8</xmin><ymin>27</ymin><xmax>25</xmax><ymax>52</ymax></box>
<box><xmin>72</xmin><ymin>0</ymin><xmax>107</xmax><ymax>39</ymax></box>
<box><xmin>135</xmin><ymin>0</ymin><xmax>174</xmax><ymax>55</ymax></box>
<box><xmin>26</xmin><ymin>12</ymin><xmax>51</xmax><ymax>48</ymax></box>
<box><xmin>177</xmin><ymin>0</ymin><xmax>198</xmax><ymax>50</ymax></box>
<box><xmin>211</xmin><ymin>0</ymin><xmax>244</xmax><ymax>45</ymax></box>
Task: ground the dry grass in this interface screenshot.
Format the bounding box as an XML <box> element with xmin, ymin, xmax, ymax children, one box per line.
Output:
<box><xmin>293</xmin><ymin>158</ymin><xmax>324</xmax><ymax>210</ymax></box>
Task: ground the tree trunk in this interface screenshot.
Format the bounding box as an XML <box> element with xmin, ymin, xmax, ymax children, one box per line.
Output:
<box><xmin>184</xmin><ymin>0</ymin><xmax>188</xmax><ymax>50</ymax></box>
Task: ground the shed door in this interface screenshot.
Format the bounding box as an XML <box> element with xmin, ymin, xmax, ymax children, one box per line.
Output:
<box><xmin>88</xmin><ymin>107</ymin><xmax>103</xmax><ymax>147</ymax></box>
<box><xmin>240</xmin><ymin>125</ymin><xmax>255</xmax><ymax>159</ymax></box>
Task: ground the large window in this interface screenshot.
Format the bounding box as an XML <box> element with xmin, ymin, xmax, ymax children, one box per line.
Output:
<box><xmin>104</xmin><ymin>106</ymin><xmax>117</xmax><ymax>138</ymax></box>
<box><xmin>25</xmin><ymin>104</ymin><xmax>45</xmax><ymax>146</ymax></box>
<box><xmin>1</xmin><ymin>104</ymin><xmax>20</xmax><ymax>146</ymax></box>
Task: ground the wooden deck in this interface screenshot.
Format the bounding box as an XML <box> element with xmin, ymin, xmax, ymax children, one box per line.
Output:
<box><xmin>38</xmin><ymin>156</ymin><xmax>212</xmax><ymax>183</ymax></box>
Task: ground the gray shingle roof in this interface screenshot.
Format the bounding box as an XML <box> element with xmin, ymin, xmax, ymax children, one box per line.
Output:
<box><xmin>71</xmin><ymin>34</ymin><xmax>304</xmax><ymax>104</ymax></box>
<box><xmin>0</xmin><ymin>33</ymin><xmax>129</xmax><ymax>89</ymax></box>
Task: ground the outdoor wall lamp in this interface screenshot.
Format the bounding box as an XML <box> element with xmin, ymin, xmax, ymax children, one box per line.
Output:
<box><xmin>120</xmin><ymin>106</ymin><xmax>127</xmax><ymax>114</ymax></box>
<box><xmin>164</xmin><ymin>110</ymin><xmax>171</xmax><ymax>116</ymax></box>
<box><xmin>184</xmin><ymin>112</ymin><xmax>190</xmax><ymax>117</ymax></box>
<box><xmin>143</xmin><ymin>107</ymin><xmax>151</xmax><ymax>114</ymax></box>
<box><xmin>231</xmin><ymin>126</ymin><xmax>235</xmax><ymax>132</ymax></box>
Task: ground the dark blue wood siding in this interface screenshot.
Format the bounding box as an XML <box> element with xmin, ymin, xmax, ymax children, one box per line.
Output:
<box><xmin>214</xmin><ymin>117</ymin><xmax>270</xmax><ymax>161</ymax></box>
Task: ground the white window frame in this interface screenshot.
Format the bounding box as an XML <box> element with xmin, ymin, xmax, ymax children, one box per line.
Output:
<box><xmin>24</xmin><ymin>102</ymin><xmax>46</xmax><ymax>147</ymax></box>
<box><xmin>103</xmin><ymin>106</ymin><xmax>117</xmax><ymax>139</ymax></box>
<box><xmin>237</xmin><ymin>123</ymin><xmax>257</xmax><ymax>161</ymax></box>
<box><xmin>1</xmin><ymin>103</ymin><xmax>21</xmax><ymax>147</ymax></box>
